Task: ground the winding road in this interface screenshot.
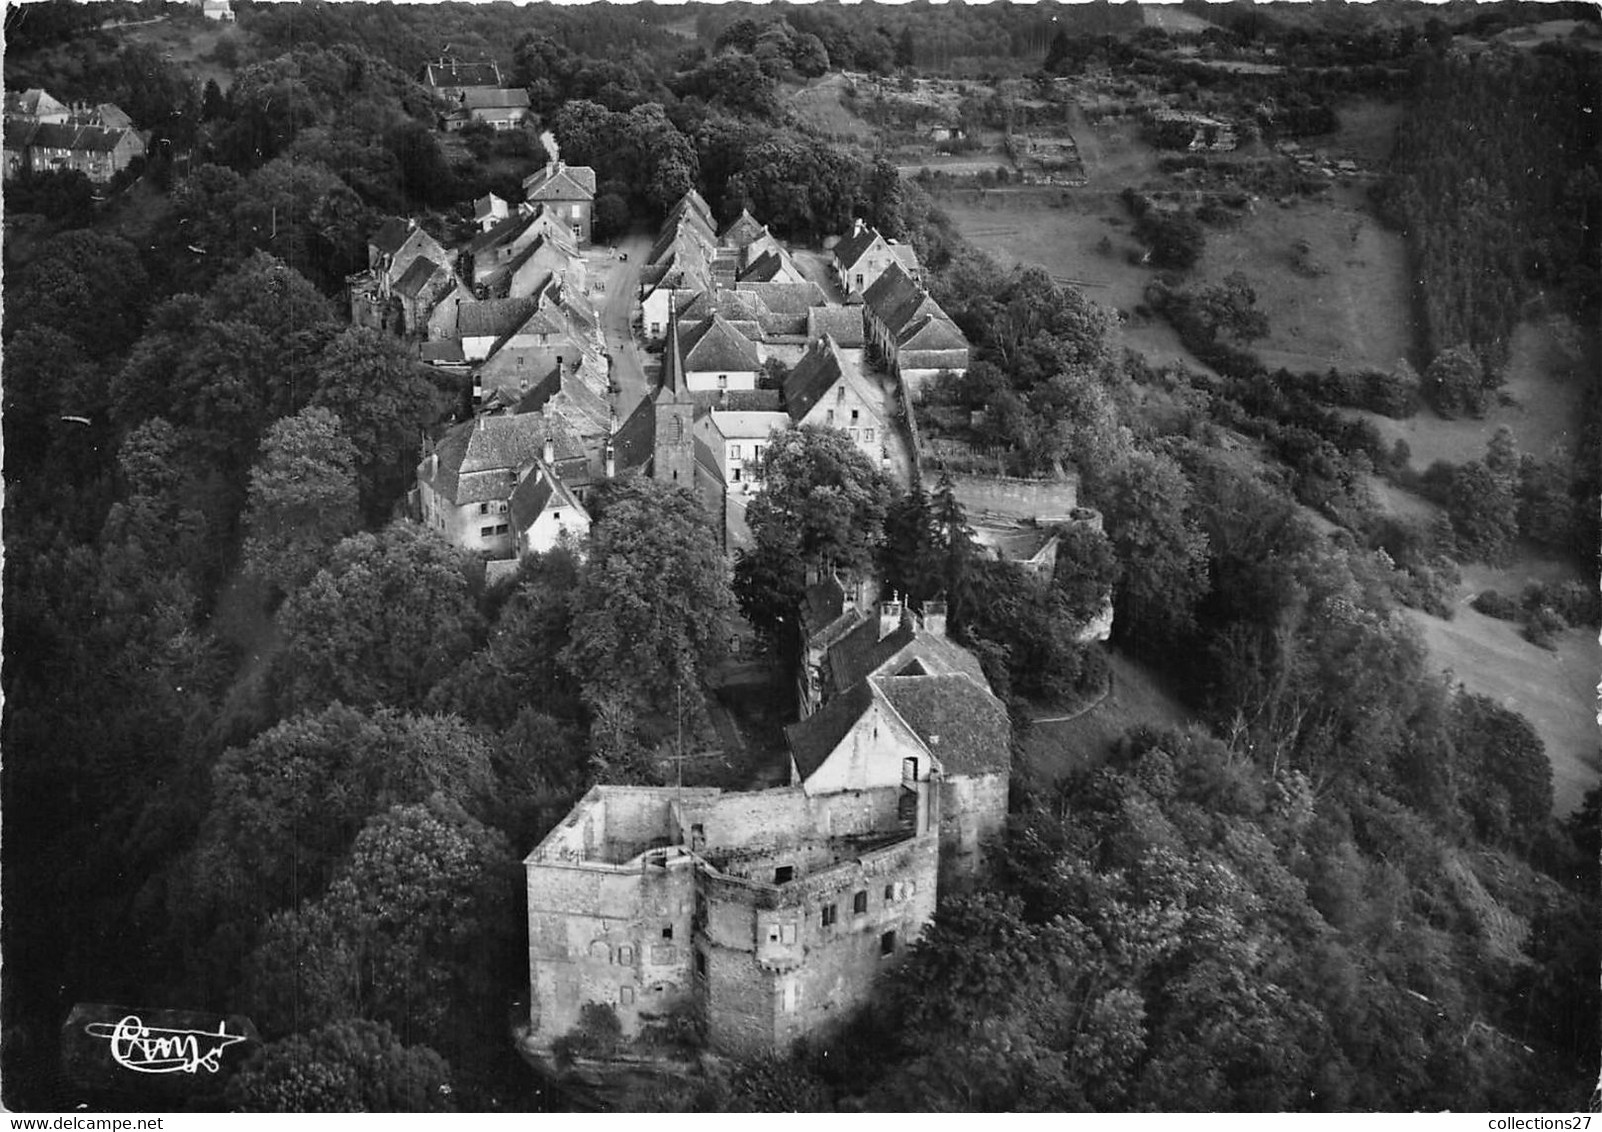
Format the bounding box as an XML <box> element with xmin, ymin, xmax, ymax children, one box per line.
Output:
<box><xmin>595</xmin><ymin>230</ymin><xmax>654</xmax><ymax>422</ymax></box>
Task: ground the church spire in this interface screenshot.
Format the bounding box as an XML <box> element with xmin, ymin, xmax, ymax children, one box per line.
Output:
<box><xmin>657</xmin><ymin>294</ymin><xmax>690</xmax><ymax>402</ymax></box>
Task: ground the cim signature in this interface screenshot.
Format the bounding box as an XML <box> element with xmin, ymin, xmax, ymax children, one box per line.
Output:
<box><xmin>84</xmin><ymin>1015</ymin><xmax>248</xmax><ymax>1075</ymax></box>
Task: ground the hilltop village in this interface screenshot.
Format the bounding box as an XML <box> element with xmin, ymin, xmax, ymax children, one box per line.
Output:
<box><xmin>5</xmin><ymin>0</ymin><xmax>1598</xmax><ymax>1114</ymax></box>
<box><xmin>347</xmin><ymin>143</ymin><xmax>1108</xmax><ymax>1062</ymax></box>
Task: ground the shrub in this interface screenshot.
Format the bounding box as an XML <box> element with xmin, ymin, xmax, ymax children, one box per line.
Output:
<box><xmin>1471</xmin><ymin>590</ymin><xmax>1522</xmax><ymax>621</ymax></box>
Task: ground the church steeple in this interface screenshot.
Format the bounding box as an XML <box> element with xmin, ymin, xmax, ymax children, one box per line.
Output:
<box><xmin>656</xmin><ymin>295</ymin><xmax>691</xmax><ymax>404</ymax></box>
<box><xmin>652</xmin><ymin>294</ymin><xmax>696</xmax><ymax>484</ymax></box>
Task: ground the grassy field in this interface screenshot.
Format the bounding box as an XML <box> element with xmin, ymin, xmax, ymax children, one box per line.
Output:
<box><xmin>1201</xmin><ymin>184</ymin><xmax>1416</xmax><ymax>375</ymax></box>
<box><xmin>1352</xmin><ymin>317</ymin><xmax>1591</xmax><ymax>473</ymax></box>
<box><xmin>1022</xmin><ymin>649</ymin><xmax>1195</xmax><ymax>784</ymax></box>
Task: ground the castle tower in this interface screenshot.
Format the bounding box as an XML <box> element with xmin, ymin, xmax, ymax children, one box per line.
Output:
<box><xmin>652</xmin><ymin>298</ymin><xmax>696</xmax><ymax>486</ymax></box>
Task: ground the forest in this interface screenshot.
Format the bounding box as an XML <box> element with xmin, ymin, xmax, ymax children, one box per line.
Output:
<box><xmin>2</xmin><ymin>0</ymin><xmax>1597</xmax><ymax>1114</ymax></box>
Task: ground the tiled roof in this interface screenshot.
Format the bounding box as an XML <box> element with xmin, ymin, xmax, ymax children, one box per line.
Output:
<box><xmin>649</xmin><ymin>216</ymin><xmax>715</xmax><ymax>267</ymax></box>
<box><xmin>394</xmin><ymin>256</ymin><xmax>446</xmax><ymax>300</ymax></box>
<box><xmin>782</xmin><ymin>335</ymin><xmax>879</xmax><ymax>425</ymax></box>
<box><xmin>459</xmin><ymin>88</ymin><xmax>530</xmax><ymax>111</ymax></box>
<box><xmin>457</xmin><ymin>296</ymin><xmax>538</xmax><ymax>339</ymax></box>
<box><xmin>611</xmin><ymin>399</ymin><xmax>656</xmax><ymax>474</ymax></box>
<box><xmin>737</xmin><ymin>249</ymin><xmax>798</xmax><ymax>284</ymax></box>
<box><xmin>735</xmin><ymin>281</ymin><xmax>827</xmax><ymax>315</ymax></box>
<box><xmin>681</xmin><ymin>314</ymin><xmax>761</xmax><ymax>373</ymax></box>
<box><xmin>426</xmin><ymin>60</ymin><xmax>502</xmax><ymax>89</ymax></box>
<box><xmin>679</xmin><ymin>288</ymin><xmax>769</xmax><ymax>325</ymax></box>
<box><xmin>464</xmin><ymin>210</ymin><xmax>535</xmax><ymax>257</ymax></box>
<box><xmin>370</xmin><ymin>217</ymin><xmax>413</xmax><ymax>256</ymax></box>
<box><xmin>474</xmin><ymin>193</ymin><xmax>506</xmax><ymax>222</ymax></box>
<box><xmin>419</xmin><ymin>339</ymin><xmax>465</xmax><ymax>364</ymax></box>
<box><xmin>869</xmin><ymin>629</ymin><xmax>990</xmax><ymax>687</ymax></box>
<box><xmin>807</xmin><ymin>306</ymin><xmax>866</xmax><ymax>348</ymax></box>
<box><xmin>709</xmin><ymin>410</ymin><xmax>789</xmax><ymax>441</ymax></box>
<box><xmin>803</xmin><ymin>577</ymin><xmax>845</xmax><ymax>631</ymax></box>
<box><xmin>826</xmin><ymin>614</ymin><xmax>915</xmax><ymax>697</ymax></box>
<box><xmin>877</xmin><ymin>674</ymin><xmax>1010</xmax><ymax>775</ymax></box>
<box><xmin>674</xmin><ymin>188</ymin><xmax>714</xmax><ymax>226</ymax></box>
<box><xmin>27</xmin><ymin>122</ymin><xmax>138</xmax><ymax>154</ymax></box>
<box><xmin>695</xmin><ymin>434</ymin><xmax>725</xmax><ymax>486</ymax></box>
<box><xmin>7</xmin><ymin>89</ymin><xmax>67</xmax><ymax>118</ymax></box>
<box><xmin>720</xmin><ymin>208</ymin><xmax>765</xmax><ymax>248</ymax></box>
<box><xmin>524</xmin><ymin>162</ymin><xmax>596</xmax><ymax>202</ymax></box>
<box><xmin>690</xmin><ymin>389</ymin><xmax>783</xmax><ymax>414</ymax></box>
<box><xmin>785</xmin><ymin>681</ymin><xmax>874</xmax><ymax>782</ymax></box>
<box><xmin>890</xmin><ymin>243</ymin><xmax>922</xmax><ymax>273</ymax></box>
<box><xmin>422</xmin><ymin>413</ymin><xmax>547</xmax><ymax>505</ymax></box>
<box><xmin>898</xmin><ymin>313</ymin><xmax>968</xmax><ymax>351</ymax></box>
<box><xmin>657</xmin><ymin>299</ymin><xmax>690</xmax><ymax>401</ymax></box>
<box><xmin>833</xmin><ymin>225</ymin><xmax>882</xmax><ymax>271</ymax></box>
<box><xmin>4</xmin><ymin>118</ymin><xmax>39</xmax><ymax>149</ymax></box>
<box><xmin>509</xmin><ymin>467</ymin><xmax>585</xmax><ymax>533</ymax></box>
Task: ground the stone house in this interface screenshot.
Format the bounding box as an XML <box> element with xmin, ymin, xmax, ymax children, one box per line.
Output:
<box><xmin>508</xmin><ymin>462</ymin><xmax>591</xmax><ymax>556</ymax></box>
<box><xmin>424</xmin><ymin>56</ymin><xmax>504</xmax><ymax>104</ymax></box>
<box><xmin>416</xmin><ymin>411</ymin><xmax>585</xmax><ymax>558</ymax></box>
<box><xmin>679</xmin><ymin>313</ymin><xmax>763</xmax><ymax>392</ymax></box>
<box><xmin>4</xmin><ymin>89</ymin><xmax>69</xmax><ymax>123</ymax></box>
<box><xmin>523</xmin><ymin>159</ymin><xmax>597</xmax><ymax>246</ymax></box>
<box><xmin>696</xmin><ymin>410</ymin><xmax>789</xmax><ymax>490</ymax></box>
<box><xmin>832</xmin><ymin>219</ymin><xmax>922</xmax><ymax>301</ymax></box>
<box><xmin>473</xmin><ymin>193</ymin><xmax>509</xmax><ymax>232</ymax></box>
<box><xmin>861</xmin><ymin>263</ymin><xmax>969</xmax><ymax>398</ymax></box>
<box><xmin>443</xmin><ymin>88</ymin><xmax>531</xmax><ymax>132</ymax></box>
<box><xmin>202</xmin><ymin>0</ymin><xmax>234</xmax><ymax>21</ymax></box>
<box><xmin>16</xmin><ymin>122</ymin><xmax>145</xmax><ymax>183</ymax></box>
<box><xmin>782</xmin><ymin>335</ymin><xmax>888</xmax><ymax>468</ymax></box>
<box><xmin>461</xmin><ymin>207</ymin><xmax>576</xmax><ymax>291</ymax></box>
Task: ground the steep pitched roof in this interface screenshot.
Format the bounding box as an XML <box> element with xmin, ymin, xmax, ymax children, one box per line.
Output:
<box><xmin>509</xmin><ymin>466</ymin><xmax>587</xmax><ymax>532</ymax></box>
<box><xmin>457</xmin><ymin>296</ymin><xmax>539</xmax><ymax>339</ymax></box>
<box><xmin>611</xmin><ymin>398</ymin><xmax>656</xmax><ymax>473</ymax></box>
<box><xmin>28</xmin><ymin>122</ymin><xmax>137</xmax><ymax>153</ymax></box>
<box><xmin>4</xmin><ymin>118</ymin><xmax>39</xmax><ymax>149</ymax></box>
<box><xmin>735</xmin><ymin>281</ymin><xmax>828</xmax><ymax>316</ymax></box>
<box><xmin>865</xmin><ymin>264</ymin><xmax>946</xmax><ymax>340</ymax></box>
<box><xmin>681</xmin><ymin>314</ymin><xmax>761</xmax><ymax>373</ymax></box>
<box><xmin>782</xmin><ymin>336</ymin><xmax>880</xmax><ymax>425</ymax></box>
<box><xmin>524</xmin><ymin>161</ymin><xmax>596</xmax><ymax>202</ymax></box>
<box><xmin>869</xmin><ymin>629</ymin><xmax>990</xmax><ymax>687</ymax></box>
<box><xmin>679</xmin><ymin>288</ymin><xmax>769</xmax><ymax>326</ymax></box>
<box><xmin>7</xmin><ymin>89</ymin><xmax>67</xmax><ymax>118</ymax></box>
<box><xmin>890</xmin><ymin>243</ymin><xmax>922</xmax><ymax>274</ymax></box>
<box><xmin>807</xmin><ymin>306</ymin><xmax>866</xmax><ymax>348</ymax></box>
<box><xmin>425</xmin><ymin>59</ymin><xmax>502</xmax><ymax>89</ymax></box>
<box><xmin>649</xmin><ymin>214</ymin><xmax>715</xmax><ymax>267</ymax></box>
<box><xmin>370</xmin><ymin>217</ymin><xmax>414</xmax><ymax>256</ymax></box>
<box><xmin>656</xmin><ymin>300</ymin><xmax>692</xmax><ymax>403</ymax></box>
<box><xmin>720</xmin><ymin>208</ymin><xmax>765</xmax><ymax>249</ymax></box>
<box><xmin>877</xmin><ymin>674</ymin><xmax>1010</xmax><ymax>775</ymax></box>
<box><xmin>833</xmin><ymin>224</ymin><xmax>883</xmax><ymax>271</ymax></box>
<box><xmin>785</xmin><ymin>681</ymin><xmax>875</xmax><ymax>781</ymax></box>
<box><xmin>394</xmin><ymin>256</ymin><xmax>447</xmax><ymax>300</ymax></box>
<box><xmin>737</xmin><ymin>249</ymin><xmax>801</xmax><ymax>284</ymax></box>
<box><xmin>474</xmin><ymin>193</ymin><xmax>507</xmax><ymax>223</ymax></box>
<box><xmin>422</xmin><ymin>413</ymin><xmax>548</xmax><ymax>505</ymax></box>
<box><xmin>825</xmin><ymin>614</ymin><xmax>916</xmax><ymax>697</ymax></box>
<box><xmin>419</xmin><ymin>339</ymin><xmax>466</xmax><ymax>364</ymax></box>
<box><xmin>898</xmin><ymin>313</ymin><xmax>968</xmax><ymax>351</ymax></box>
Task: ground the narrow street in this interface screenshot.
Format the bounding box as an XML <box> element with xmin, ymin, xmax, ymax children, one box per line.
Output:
<box><xmin>593</xmin><ymin>228</ymin><xmax>654</xmax><ymax>422</ymax></box>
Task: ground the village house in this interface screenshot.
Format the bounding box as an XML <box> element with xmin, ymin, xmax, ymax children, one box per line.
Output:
<box><xmin>832</xmin><ymin>219</ymin><xmax>923</xmax><ymax>301</ymax></box>
<box><xmin>473</xmin><ymin>193</ymin><xmax>509</xmax><ymax>232</ymax></box>
<box><xmin>678</xmin><ymin>313</ymin><xmax>763</xmax><ymax>392</ymax></box>
<box><xmin>350</xmin><ymin>217</ymin><xmax>455</xmax><ymax>333</ymax></box>
<box><xmin>4</xmin><ymin>88</ymin><xmax>69</xmax><ymax>123</ymax></box>
<box><xmin>442</xmin><ymin>87</ymin><xmax>532</xmax><ymax>133</ymax></box>
<box><xmin>524</xmin><ymin>156</ymin><xmax>597</xmax><ymax>246</ymax></box>
<box><xmin>695</xmin><ymin>410</ymin><xmax>788</xmax><ymax>490</ymax></box>
<box><xmin>508</xmin><ymin>461</ymin><xmax>591</xmax><ymax>556</ymax></box>
<box><xmin>861</xmin><ymin>263</ymin><xmax>969</xmax><ymax>398</ymax></box>
<box><xmin>7</xmin><ymin>121</ymin><xmax>145</xmax><ymax>183</ymax></box>
<box><xmin>201</xmin><ymin>0</ymin><xmax>235</xmax><ymax>21</ymax></box>
<box><xmin>782</xmin><ymin>335</ymin><xmax>888</xmax><ymax>469</ymax></box>
<box><xmin>461</xmin><ymin>206</ymin><xmax>578</xmax><ymax>292</ymax></box>
<box><xmin>523</xmin><ymin>597</ymin><xmax>1007</xmax><ymax>1058</ymax></box>
<box><xmin>423</xmin><ymin>55</ymin><xmax>504</xmax><ymax>104</ymax></box>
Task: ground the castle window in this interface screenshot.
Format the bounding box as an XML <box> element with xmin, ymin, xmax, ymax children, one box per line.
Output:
<box><xmin>774</xmin><ymin>865</ymin><xmax>794</xmax><ymax>884</ymax></box>
<box><xmin>617</xmin><ymin>945</ymin><xmax>634</xmax><ymax>965</ymax></box>
<box><xmin>821</xmin><ymin>903</ymin><xmax>837</xmax><ymax>927</ymax></box>
<box><xmin>695</xmin><ymin>950</ymin><xmax>707</xmax><ymax>978</ymax></box>
<box><xmin>662</xmin><ymin>925</ymin><xmax>674</xmax><ymax>940</ymax></box>
<box><xmin>853</xmin><ymin>890</ymin><xmax>868</xmax><ymax>915</ymax></box>
<box><xmin>880</xmin><ymin>930</ymin><xmax>897</xmax><ymax>956</ymax></box>
<box><xmin>619</xmin><ymin>986</ymin><xmax>635</xmax><ymax>1005</ymax></box>
<box><xmin>885</xmin><ymin>884</ymin><xmax>895</xmax><ymax>902</ymax></box>
<box><xmin>479</xmin><ymin>503</ymin><xmax>491</xmax><ymax>515</ymax></box>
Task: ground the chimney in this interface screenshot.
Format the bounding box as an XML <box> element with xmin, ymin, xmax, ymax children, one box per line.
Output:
<box><xmin>604</xmin><ymin>440</ymin><xmax>616</xmax><ymax>479</ymax></box>
<box><xmin>853</xmin><ymin>217</ymin><xmax>865</xmax><ymax>237</ymax></box>
<box><xmin>921</xmin><ymin>598</ymin><xmax>947</xmax><ymax>638</ymax></box>
<box><xmin>877</xmin><ymin>591</ymin><xmax>904</xmax><ymax>641</ymax></box>
<box><xmin>543</xmin><ymin>434</ymin><xmax>555</xmax><ymax>466</ymax></box>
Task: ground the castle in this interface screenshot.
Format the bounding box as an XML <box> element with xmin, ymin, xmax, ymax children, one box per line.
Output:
<box><xmin>522</xmin><ymin>597</ymin><xmax>1009</xmax><ymax>1058</ymax></box>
